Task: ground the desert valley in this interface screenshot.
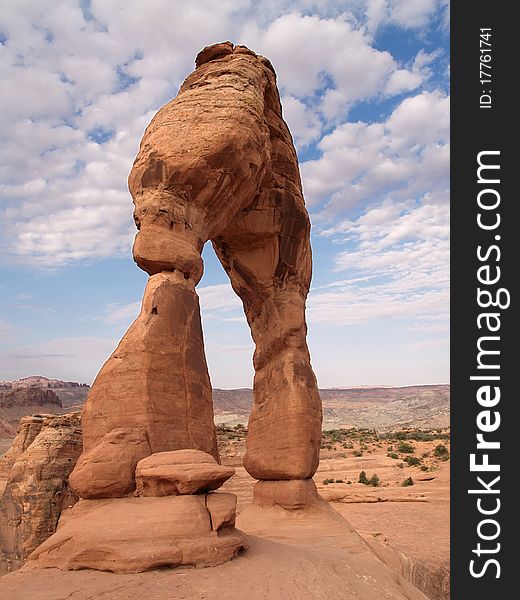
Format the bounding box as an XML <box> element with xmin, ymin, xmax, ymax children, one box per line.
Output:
<box><xmin>1</xmin><ymin>376</ymin><xmax>449</xmax><ymax>600</ymax></box>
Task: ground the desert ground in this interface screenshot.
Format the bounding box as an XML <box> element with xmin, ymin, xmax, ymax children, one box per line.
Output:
<box><xmin>1</xmin><ymin>424</ymin><xmax>449</xmax><ymax>600</ymax></box>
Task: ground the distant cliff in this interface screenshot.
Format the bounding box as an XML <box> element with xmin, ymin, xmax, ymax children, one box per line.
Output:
<box><xmin>0</xmin><ymin>377</ymin><xmax>450</xmax><ymax>442</ymax></box>
<box><xmin>0</xmin><ymin>388</ymin><xmax>64</xmax><ymax>439</ymax></box>
<box><xmin>0</xmin><ymin>377</ymin><xmax>90</xmax><ymax>408</ymax></box>
<box><xmin>0</xmin><ymin>388</ymin><xmax>62</xmax><ymax>409</ymax></box>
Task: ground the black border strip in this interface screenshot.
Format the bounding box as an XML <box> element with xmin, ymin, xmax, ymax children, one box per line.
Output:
<box><xmin>451</xmin><ymin>3</ymin><xmax>514</xmax><ymax>596</ymax></box>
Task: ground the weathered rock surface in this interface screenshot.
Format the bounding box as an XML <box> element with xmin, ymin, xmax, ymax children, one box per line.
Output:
<box><xmin>27</xmin><ymin>495</ymin><xmax>247</xmax><ymax>573</ymax></box>
<box><xmin>70</xmin><ymin>428</ymin><xmax>151</xmax><ymax>498</ymax></box>
<box><xmin>26</xmin><ymin>41</ymin><xmax>322</xmax><ymax>577</ymax></box>
<box><xmin>0</xmin><ymin>413</ymin><xmax>82</xmax><ymax>575</ymax></box>
<box><xmin>252</xmin><ymin>478</ymin><xmax>320</xmax><ymax>510</ymax></box>
<box><xmin>0</xmin><ymin>416</ymin><xmax>48</xmax><ymax>481</ymax></box>
<box><xmin>74</xmin><ymin>270</ymin><xmax>218</xmax><ymax>489</ymax></box>
<box><xmin>0</xmin><ymin>389</ymin><xmax>64</xmax><ymax>440</ymax></box>
<box><xmin>135</xmin><ymin>449</ymin><xmax>234</xmax><ymax>496</ymax></box>
<box><xmin>0</xmin><ymin>377</ymin><xmax>88</xmax><ymax>391</ymax></box>
<box><xmin>206</xmin><ymin>492</ymin><xmax>237</xmax><ymax>530</ymax></box>
<box><xmin>128</xmin><ymin>41</ymin><xmax>322</xmax><ymax>481</ymax></box>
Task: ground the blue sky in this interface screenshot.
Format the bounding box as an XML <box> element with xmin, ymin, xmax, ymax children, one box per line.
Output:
<box><xmin>0</xmin><ymin>0</ymin><xmax>450</xmax><ymax>387</ymax></box>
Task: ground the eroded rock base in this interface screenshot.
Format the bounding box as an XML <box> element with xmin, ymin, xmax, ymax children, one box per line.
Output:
<box><xmin>28</xmin><ymin>494</ymin><xmax>247</xmax><ymax>573</ymax></box>
<box><xmin>252</xmin><ymin>479</ymin><xmax>320</xmax><ymax>510</ymax></box>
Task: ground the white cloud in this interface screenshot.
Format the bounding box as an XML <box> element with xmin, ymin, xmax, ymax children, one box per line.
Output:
<box><xmin>198</xmin><ymin>284</ymin><xmax>243</xmax><ymax>313</ymax></box>
<box><xmin>102</xmin><ymin>301</ymin><xmax>140</xmax><ymax>325</ymax></box>
<box><xmin>389</xmin><ymin>0</ymin><xmax>438</xmax><ymax>29</ymax></box>
<box><xmin>365</xmin><ymin>0</ymin><xmax>441</xmax><ymax>32</ymax></box>
<box><xmin>0</xmin><ymin>3</ymin><xmax>447</xmax><ymax>266</ymax></box>
<box><xmin>309</xmin><ymin>193</ymin><xmax>449</xmax><ymax>331</ymax></box>
<box><xmin>247</xmin><ymin>12</ymin><xmax>397</xmax><ymax>111</ymax></box>
<box><xmin>281</xmin><ymin>95</ymin><xmax>322</xmax><ymax>146</ymax></box>
<box><xmin>302</xmin><ymin>90</ymin><xmax>449</xmax><ymax>214</ymax></box>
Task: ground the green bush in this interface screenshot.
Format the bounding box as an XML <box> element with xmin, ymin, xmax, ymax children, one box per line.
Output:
<box><xmin>402</xmin><ymin>477</ymin><xmax>414</xmax><ymax>487</ymax></box>
<box><xmin>369</xmin><ymin>474</ymin><xmax>380</xmax><ymax>487</ymax></box>
<box><xmin>323</xmin><ymin>478</ymin><xmax>335</xmax><ymax>485</ymax></box>
<box><xmin>335</xmin><ymin>479</ymin><xmax>344</xmax><ymax>483</ymax></box>
<box><xmin>353</xmin><ymin>450</ymin><xmax>363</xmax><ymax>457</ymax></box>
<box><xmin>387</xmin><ymin>452</ymin><xmax>399</xmax><ymax>459</ymax></box>
<box><xmin>397</xmin><ymin>441</ymin><xmax>415</xmax><ymax>454</ymax></box>
<box><xmin>405</xmin><ymin>456</ymin><xmax>421</xmax><ymax>467</ymax></box>
<box><xmin>434</xmin><ymin>444</ymin><xmax>450</xmax><ymax>460</ymax></box>
<box><xmin>358</xmin><ymin>471</ymin><xmax>369</xmax><ymax>485</ymax></box>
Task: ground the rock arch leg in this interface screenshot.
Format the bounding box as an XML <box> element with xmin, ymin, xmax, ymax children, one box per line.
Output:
<box><xmin>212</xmin><ymin>183</ymin><xmax>322</xmax><ymax>484</ymax></box>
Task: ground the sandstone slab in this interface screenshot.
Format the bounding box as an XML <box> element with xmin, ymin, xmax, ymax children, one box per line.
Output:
<box><xmin>28</xmin><ymin>495</ymin><xmax>247</xmax><ymax>573</ymax></box>
<box><xmin>135</xmin><ymin>450</ymin><xmax>234</xmax><ymax>496</ymax></box>
<box><xmin>206</xmin><ymin>492</ymin><xmax>236</xmax><ymax>530</ymax></box>
<box><xmin>69</xmin><ymin>428</ymin><xmax>151</xmax><ymax>499</ymax></box>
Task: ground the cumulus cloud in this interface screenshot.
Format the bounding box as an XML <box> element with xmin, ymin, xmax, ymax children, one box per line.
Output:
<box><xmin>365</xmin><ymin>0</ymin><xmax>442</xmax><ymax>33</ymax></box>
<box><xmin>0</xmin><ymin>1</ymin><xmax>449</xmax><ymax>387</ymax></box>
<box><xmin>308</xmin><ymin>173</ymin><xmax>449</xmax><ymax>332</ymax></box>
<box><xmin>301</xmin><ymin>86</ymin><xmax>449</xmax><ymax>335</ymax></box>
<box><xmin>0</xmin><ymin>3</ymin><xmax>449</xmax><ymax>268</ymax></box>
<box><xmin>308</xmin><ymin>236</ymin><xmax>448</xmax><ymax>333</ymax></box>
<box><xmin>302</xmin><ymin>90</ymin><xmax>449</xmax><ymax>214</ymax></box>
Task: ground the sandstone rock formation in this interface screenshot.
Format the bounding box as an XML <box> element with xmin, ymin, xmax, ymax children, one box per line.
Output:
<box><xmin>0</xmin><ymin>416</ymin><xmax>48</xmax><ymax>481</ymax></box>
<box><xmin>70</xmin><ymin>40</ymin><xmax>321</xmax><ymax>500</ymax></box>
<box><xmin>70</xmin><ymin>428</ymin><xmax>151</xmax><ymax>498</ymax></box>
<box><xmin>0</xmin><ymin>376</ymin><xmax>88</xmax><ymax>390</ymax></box>
<box><xmin>0</xmin><ymin>388</ymin><xmax>64</xmax><ymax>439</ymax></box>
<box><xmin>135</xmin><ymin>449</ymin><xmax>235</xmax><ymax>496</ymax></box>
<box><xmin>0</xmin><ymin>413</ymin><xmax>82</xmax><ymax>575</ymax></box>
<box><xmin>28</xmin><ymin>495</ymin><xmax>247</xmax><ymax>573</ymax></box>
<box><xmin>128</xmin><ymin>40</ymin><xmax>322</xmax><ymax>483</ymax></box>
<box><xmin>30</xmin><ymin>41</ymin><xmax>321</xmax><ymax>574</ymax></box>
<box><xmin>79</xmin><ymin>271</ymin><xmax>218</xmax><ymax>467</ymax></box>
<box><xmin>252</xmin><ymin>478</ymin><xmax>320</xmax><ymax>510</ymax></box>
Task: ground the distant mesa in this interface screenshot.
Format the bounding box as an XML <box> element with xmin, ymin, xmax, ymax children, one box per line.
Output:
<box><xmin>0</xmin><ymin>376</ymin><xmax>89</xmax><ymax>390</ymax></box>
<box><xmin>0</xmin><ymin>388</ymin><xmax>62</xmax><ymax>410</ymax></box>
<box><xmin>0</xmin><ymin>377</ymin><xmax>450</xmax><ymax>439</ymax></box>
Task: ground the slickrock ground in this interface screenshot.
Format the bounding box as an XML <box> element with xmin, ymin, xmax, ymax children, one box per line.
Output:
<box><xmin>1</xmin><ymin>425</ymin><xmax>449</xmax><ymax>599</ymax></box>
